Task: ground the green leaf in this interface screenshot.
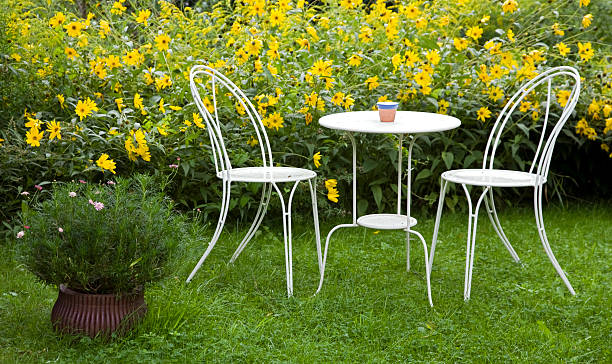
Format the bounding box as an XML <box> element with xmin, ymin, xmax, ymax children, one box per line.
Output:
<box><xmin>415</xmin><ymin>169</ymin><xmax>432</xmax><ymax>181</ymax></box>
<box><xmin>442</xmin><ymin>151</ymin><xmax>454</xmax><ymax>169</ymax></box>
<box><xmin>371</xmin><ymin>185</ymin><xmax>382</xmax><ymax>211</ymax></box>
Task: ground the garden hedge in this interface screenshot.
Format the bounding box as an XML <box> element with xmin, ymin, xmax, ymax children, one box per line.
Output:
<box><xmin>1</xmin><ymin>0</ymin><xmax>611</xmax><ymax>222</ymax></box>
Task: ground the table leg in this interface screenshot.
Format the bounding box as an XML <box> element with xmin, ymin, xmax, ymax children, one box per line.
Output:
<box><xmin>397</xmin><ymin>134</ymin><xmax>403</xmax><ymax>215</ymax></box>
<box><xmin>349</xmin><ymin>132</ymin><xmax>357</xmax><ymax>225</ymax></box>
<box><xmin>316</xmin><ymin>132</ymin><xmax>359</xmax><ymax>295</ymax></box>
<box><xmin>405</xmin><ymin>135</ymin><xmax>417</xmax><ymax>272</ymax></box>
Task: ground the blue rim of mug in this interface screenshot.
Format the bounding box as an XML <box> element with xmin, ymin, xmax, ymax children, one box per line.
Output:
<box><xmin>377</xmin><ymin>101</ymin><xmax>399</xmax><ymax>110</ymax></box>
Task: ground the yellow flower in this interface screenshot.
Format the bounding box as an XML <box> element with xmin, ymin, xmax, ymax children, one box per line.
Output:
<box><xmin>313</xmin><ymin>152</ymin><xmax>322</xmax><ymax>168</ymax></box>
<box><xmin>26</xmin><ymin>127</ymin><xmax>44</xmax><ymax>147</ymax></box>
<box><xmin>466</xmin><ymin>26</ymin><xmax>483</xmax><ymax>41</ymax></box>
<box><xmin>577</xmin><ymin>42</ymin><xmax>594</xmax><ymax>61</ymax></box>
<box><xmin>305</xmin><ymin>91</ymin><xmax>319</xmax><ymax>107</ymax></box>
<box><xmin>556</xmin><ymin>42</ymin><xmax>570</xmax><ymax>57</ymax></box>
<box><xmin>348</xmin><ymin>54</ymin><xmax>362</xmax><ymax>67</ymax></box>
<box><xmin>64</xmin><ymin>22</ymin><xmax>83</xmax><ymax>37</ymax></box>
<box><xmin>488</xmin><ymin>86</ymin><xmax>504</xmax><ymax>102</ymax></box>
<box><xmin>587</xmin><ymin>98</ymin><xmax>600</xmax><ymax>115</ymax></box>
<box><xmin>135</xmin><ymin>9</ymin><xmax>151</xmax><ymax>26</ymax></box>
<box><xmin>477</xmin><ymin>107</ymin><xmax>492</xmax><ymax>122</ymax></box>
<box><xmin>245</xmin><ymin>38</ymin><xmax>263</xmax><ymax>56</ymax></box>
<box><xmin>248</xmin><ymin>0</ymin><xmax>266</xmax><ymax>16</ymax></box>
<box><xmin>305</xmin><ymin>113</ymin><xmax>313</xmax><ymax>125</ymax></box>
<box><xmin>115</xmin><ymin>98</ymin><xmax>124</xmax><ymax>112</ymax></box>
<box><xmin>306</xmin><ymin>26</ymin><xmax>319</xmax><ymax>41</ymax></box>
<box><xmin>343</xmin><ymin>94</ymin><xmax>355</xmax><ymax>110</ymax></box>
<box><xmin>438</xmin><ymin>99</ymin><xmax>449</xmax><ymax>114</ymax></box>
<box><xmin>267</xmin><ymin>112</ymin><xmax>285</xmax><ymax>131</ymax></box>
<box><xmin>415</xmin><ymin>17</ymin><xmax>428</xmax><ymax>30</ymax></box>
<box><xmin>134</xmin><ymin>93</ymin><xmax>147</xmax><ymax>115</ymax></box>
<box><xmin>0</xmin><ymin>137</ymin><xmax>4</xmax><ymax>146</ymax></box>
<box><xmin>159</xmin><ymin>98</ymin><xmax>166</xmax><ymax>114</ymax></box>
<box><xmin>269</xmin><ymin>8</ymin><xmax>286</xmax><ymax>27</ymax></box>
<box><xmin>99</xmin><ymin>20</ymin><xmax>111</xmax><ymax>38</ymax></box>
<box><xmin>331</xmin><ymin>92</ymin><xmax>345</xmax><ymax>106</ymax></box>
<box><xmin>579</xmin><ymin>0</ymin><xmax>590</xmax><ymax>7</ymax></box>
<box><xmin>327</xmin><ymin>187</ymin><xmax>339</xmax><ymax>203</ymax></box>
<box><xmin>57</xmin><ymin>94</ymin><xmax>65</xmax><ymax>109</ymax></box>
<box><xmin>309</xmin><ymin>59</ymin><xmax>333</xmax><ymax>77</ymax></box>
<box><xmin>582</xmin><ymin>14</ymin><xmax>593</xmax><ymax>28</ymax></box>
<box><xmin>46</xmin><ymin>120</ymin><xmax>61</xmax><ymax>140</ymax></box>
<box><xmin>402</xmin><ymin>3</ymin><xmax>420</xmax><ymax>19</ymax></box>
<box><xmin>365</xmin><ymin>76</ymin><xmax>380</xmax><ymax>90</ymax></box>
<box><xmin>425</xmin><ymin>49</ymin><xmax>441</xmax><ymax>65</ymax></box>
<box><xmin>105</xmin><ymin>55</ymin><xmax>121</xmax><ymax>69</ymax></box>
<box><xmin>556</xmin><ymin>90</ymin><xmax>571</xmax><ymax>107</ymax></box>
<box><xmin>454</xmin><ymin>38</ymin><xmax>468</xmax><ymax>51</ymax></box>
<box><xmin>96</xmin><ymin>153</ymin><xmax>117</xmax><ymax>174</ymax></box>
<box><xmin>75</xmin><ymin>97</ymin><xmax>98</xmax><ymax>121</ymax></box>
<box><xmin>123</xmin><ymin>49</ymin><xmax>143</xmax><ymax>66</ymax></box>
<box><xmin>507</xmin><ymin>29</ymin><xmax>515</xmax><ymax>42</ymax></box>
<box><xmin>193</xmin><ymin>113</ymin><xmax>205</xmax><ymax>129</ymax></box>
<box><xmin>155</xmin><ymin>34</ymin><xmax>171</xmax><ymax>51</ymax></box>
<box><xmin>414</xmin><ymin>71</ymin><xmax>431</xmax><ymax>88</ymax></box>
<box><xmin>551</xmin><ymin>23</ymin><xmax>564</xmax><ymax>36</ymax></box>
<box><xmin>358</xmin><ymin>26</ymin><xmax>373</xmax><ymax>43</ymax></box>
<box><xmin>502</xmin><ymin>0</ymin><xmax>518</xmax><ymax>13</ymax></box>
<box><xmin>111</xmin><ymin>0</ymin><xmax>127</xmax><ymax>15</ymax></box>
<box><xmin>325</xmin><ymin>179</ymin><xmax>337</xmax><ymax>189</ymax></box>
<box><xmin>65</xmin><ymin>47</ymin><xmax>78</xmax><ymax>60</ymax></box>
<box><xmin>603</xmin><ymin>117</ymin><xmax>612</xmax><ymax>134</ymax></box>
<box><xmin>155</xmin><ymin>74</ymin><xmax>172</xmax><ymax>90</ymax></box>
<box><xmin>519</xmin><ymin>101</ymin><xmax>532</xmax><ymax>112</ymax></box>
<box><xmin>25</xmin><ymin>117</ymin><xmax>42</xmax><ymax>130</ymax></box>
<box><xmin>296</xmin><ymin>38</ymin><xmax>310</xmax><ymax>51</ymax></box>
<box><xmin>49</xmin><ymin>12</ymin><xmax>66</xmax><ymax>28</ymax></box>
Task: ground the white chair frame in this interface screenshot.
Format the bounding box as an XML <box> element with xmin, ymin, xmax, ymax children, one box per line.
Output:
<box><xmin>185</xmin><ymin>65</ymin><xmax>322</xmax><ymax>297</ymax></box>
<box><xmin>429</xmin><ymin>66</ymin><xmax>581</xmax><ymax>300</ymax></box>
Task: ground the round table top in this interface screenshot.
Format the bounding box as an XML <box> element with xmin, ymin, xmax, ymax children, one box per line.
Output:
<box><xmin>319</xmin><ymin>111</ymin><xmax>461</xmax><ymax>134</ymax></box>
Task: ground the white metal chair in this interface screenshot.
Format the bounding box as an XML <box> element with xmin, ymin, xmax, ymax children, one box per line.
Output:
<box><xmin>429</xmin><ymin>66</ymin><xmax>581</xmax><ymax>300</ymax></box>
<box><xmin>185</xmin><ymin>65</ymin><xmax>322</xmax><ymax>297</ymax></box>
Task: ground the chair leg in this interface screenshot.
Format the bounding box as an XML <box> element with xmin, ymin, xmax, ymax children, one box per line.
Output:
<box><xmin>229</xmin><ymin>183</ymin><xmax>272</xmax><ymax>263</ymax></box>
<box><xmin>272</xmin><ymin>181</ymin><xmax>300</xmax><ymax>297</ymax></box>
<box><xmin>186</xmin><ymin>179</ymin><xmax>232</xmax><ymax>283</ymax></box>
<box><xmin>534</xmin><ymin>185</ymin><xmax>576</xmax><ymax>295</ymax></box>
<box><xmin>308</xmin><ymin>180</ymin><xmax>323</xmax><ymax>277</ymax></box>
<box><xmin>461</xmin><ymin>184</ymin><xmax>490</xmax><ymax>301</ymax></box>
<box><xmin>429</xmin><ymin>177</ymin><xmax>449</xmax><ymax>273</ymax></box>
<box><xmin>406</xmin><ymin>228</ymin><xmax>411</xmax><ymax>272</ymax></box>
<box><xmin>484</xmin><ymin>189</ymin><xmax>521</xmax><ymax>263</ymax></box>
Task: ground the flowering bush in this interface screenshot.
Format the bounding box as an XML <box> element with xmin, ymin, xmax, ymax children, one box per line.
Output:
<box><xmin>18</xmin><ymin>175</ymin><xmax>182</xmax><ymax>294</ymax></box>
<box><xmin>1</xmin><ymin>0</ymin><xmax>611</xmax><ymax>217</ymax></box>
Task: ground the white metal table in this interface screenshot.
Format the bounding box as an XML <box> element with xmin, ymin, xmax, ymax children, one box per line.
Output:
<box><xmin>317</xmin><ymin>110</ymin><xmax>461</xmax><ymax>306</ymax></box>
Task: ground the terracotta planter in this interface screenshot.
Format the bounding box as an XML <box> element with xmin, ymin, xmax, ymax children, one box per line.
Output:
<box><xmin>51</xmin><ymin>284</ymin><xmax>147</xmax><ymax>337</ymax></box>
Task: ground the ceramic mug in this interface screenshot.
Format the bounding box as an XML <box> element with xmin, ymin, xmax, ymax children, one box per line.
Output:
<box><xmin>377</xmin><ymin>101</ymin><xmax>399</xmax><ymax>122</ymax></box>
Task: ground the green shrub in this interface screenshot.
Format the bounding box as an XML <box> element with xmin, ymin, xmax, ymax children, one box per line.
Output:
<box><xmin>18</xmin><ymin>174</ymin><xmax>182</xmax><ymax>294</ymax></box>
<box><xmin>1</xmin><ymin>0</ymin><xmax>610</xmax><ymax>220</ymax></box>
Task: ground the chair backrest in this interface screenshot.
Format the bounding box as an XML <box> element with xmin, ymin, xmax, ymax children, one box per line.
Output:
<box><xmin>483</xmin><ymin>66</ymin><xmax>580</xmax><ymax>180</ymax></box>
<box><xmin>189</xmin><ymin>65</ymin><xmax>273</xmax><ymax>174</ymax></box>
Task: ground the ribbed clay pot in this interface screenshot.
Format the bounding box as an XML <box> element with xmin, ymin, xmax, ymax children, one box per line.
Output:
<box><xmin>51</xmin><ymin>284</ymin><xmax>147</xmax><ymax>337</ymax></box>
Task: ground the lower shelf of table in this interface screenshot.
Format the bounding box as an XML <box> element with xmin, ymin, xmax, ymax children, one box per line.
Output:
<box><xmin>356</xmin><ymin>214</ymin><xmax>417</xmax><ymax>230</ymax></box>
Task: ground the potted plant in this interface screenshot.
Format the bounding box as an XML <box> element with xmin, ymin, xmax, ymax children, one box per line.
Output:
<box><xmin>17</xmin><ymin>174</ymin><xmax>182</xmax><ymax>337</ymax></box>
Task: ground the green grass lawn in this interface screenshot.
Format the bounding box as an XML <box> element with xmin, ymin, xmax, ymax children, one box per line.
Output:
<box><xmin>1</xmin><ymin>203</ymin><xmax>610</xmax><ymax>363</ymax></box>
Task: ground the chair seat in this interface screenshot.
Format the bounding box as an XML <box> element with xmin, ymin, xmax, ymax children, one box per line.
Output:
<box><xmin>217</xmin><ymin>167</ymin><xmax>316</xmax><ymax>183</ymax></box>
<box><xmin>442</xmin><ymin>169</ymin><xmax>545</xmax><ymax>187</ymax></box>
